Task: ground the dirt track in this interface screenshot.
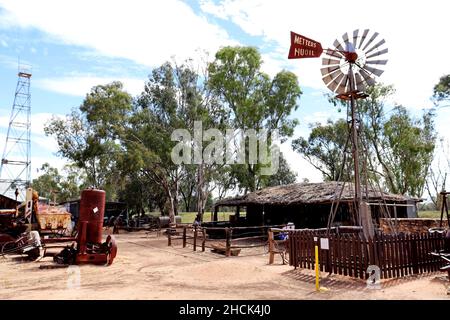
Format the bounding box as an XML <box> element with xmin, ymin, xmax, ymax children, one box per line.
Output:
<box><xmin>0</xmin><ymin>231</ymin><xmax>449</xmax><ymax>300</ymax></box>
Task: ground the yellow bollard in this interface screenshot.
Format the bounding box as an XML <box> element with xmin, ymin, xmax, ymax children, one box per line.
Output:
<box><xmin>315</xmin><ymin>244</ymin><xmax>320</xmax><ymax>291</ymax></box>
<box><xmin>314</xmin><ymin>241</ymin><xmax>329</xmax><ymax>293</ymax></box>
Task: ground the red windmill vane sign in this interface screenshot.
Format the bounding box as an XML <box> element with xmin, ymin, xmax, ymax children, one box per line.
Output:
<box><xmin>288</xmin><ymin>31</ymin><xmax>323</xmax><ymax>59</ymax></box>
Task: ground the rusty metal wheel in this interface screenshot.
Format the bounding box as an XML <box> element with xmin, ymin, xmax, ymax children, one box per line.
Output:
<box><xmin>105</xmin><ymin>235</ymin><xmax>117</xmax><ymax>266</ymax></box>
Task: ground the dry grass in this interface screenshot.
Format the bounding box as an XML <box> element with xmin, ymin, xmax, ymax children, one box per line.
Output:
<box><xmin>418</xmin><ymin>211</ymin><xmax>442</xmax><ymax>219</ymax></box>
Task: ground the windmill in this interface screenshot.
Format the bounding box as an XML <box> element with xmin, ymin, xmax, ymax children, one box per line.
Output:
<box><xmin>289</xmin><ymin>30</ymin><xmax>389</xmax><ymax>239</ymax></box>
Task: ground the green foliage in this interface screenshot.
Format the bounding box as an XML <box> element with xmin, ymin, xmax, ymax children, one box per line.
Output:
<box><xmin>262</xmin><ymin>153</ymin><xmax>297</xmax><ymax>187</ymax></box>
<box><xmin>292</xmin><ymin>119</ymin><xmax>350</xmax><ymax>181</ymax></box>
<box><xmin>433</xmin><ymin>74</ymin><xmax>450</xmax><ymax>102</ymax></box>
<box><xmin>46</xmin><ymin>47</ymin><xmax>302</xmax><ymax>215</ymax></box>
<box><xmin>45</xmin><ymin>82</ymin><xmax>132</xmax><ymax>195</ymax></box>
<box><xmin>208</xmin><ymin>46</ymin><xmax>302</xmax><ymax>192</ymax></box>
<box><xmin>293</xmin><ymin>84</ymin><xmax>436</xmax><ymax>198</ymax></box>
<box><xmin>31</xmin><ymin>163</ymin><xmax>87</xmax><ymax>202</ymax></box>
<box><xmin>383</xmin><ymin>106</ymin><xmax>435</xmax><ymax>196</ymax></box>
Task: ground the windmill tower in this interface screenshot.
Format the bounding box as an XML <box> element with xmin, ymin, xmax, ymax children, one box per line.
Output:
<box><xmin>289</xmin><ymin>29</ymin><xmax>389</xmax><ymax>239</ymax></box>
<box><xmin>0</xmin><ymin>63</ymin><xmax>32</xmax><ymax>201</ymax></box>
<box><xmin>321</xmin><ymin>30</ymin><xmax>388</xmax><ymax>238</ymax></box>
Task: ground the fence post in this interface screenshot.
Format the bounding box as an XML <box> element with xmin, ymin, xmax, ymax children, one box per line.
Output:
<box><xmin>226</xmin><ymin>227</ymin><xmax>231</xmax><ymax>257</ymax></box>
<box><xmin>411</xmin><ymin>234</ymin><xmax>419</xmax><ymax>274</ymax></box>
<box><xmin>168</xmin><ymin>231</ymin><xmax>172</xmax><ymax>247</ymax></box>
<box><xmin>183</xmin><ymin>226</ymin><xmax>187</xmax><ymax>248</ymax></box>
<box><xmin>202</xmin><ymin>228</ymin><xmax>206</xmax><ymax>252</ymax></box>
<box><xmin>193</xmin><ymin>225</ymin><xmax>197</xmax><ymax>252</ymax></box>
<box><xmin>268</xmin><ymin>229</ymin><xmax>275</xmax><ymax>264</ymax></box>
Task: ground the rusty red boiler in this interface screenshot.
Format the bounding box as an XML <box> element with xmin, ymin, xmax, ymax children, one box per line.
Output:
<box><xmin>78</xmin><ymin>189</ymin><xmax>106</xmax><ymax>244</ymax></box>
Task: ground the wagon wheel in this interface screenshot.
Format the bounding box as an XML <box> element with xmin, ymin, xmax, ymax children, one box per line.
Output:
<box><xmin>1</xmin><ymin>241</ymin><xmax>17</xmax><ymax>257</ymax></box>
<box><xmin>105</xmin><ymin>235</ymin><xmax>117</xmax><ymax>266</ymax></box>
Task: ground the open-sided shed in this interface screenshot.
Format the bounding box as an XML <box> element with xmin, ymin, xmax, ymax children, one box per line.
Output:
<box><xmin>213</xmin><ymin>182</ymin><xmax>420</xmax><ymax>229</ymax></box>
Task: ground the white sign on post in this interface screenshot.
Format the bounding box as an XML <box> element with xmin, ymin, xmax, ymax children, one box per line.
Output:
<box><xmin>320</xmin><ymin>238</ymin><xmax>329</xmax><ymax>250</ymax></box>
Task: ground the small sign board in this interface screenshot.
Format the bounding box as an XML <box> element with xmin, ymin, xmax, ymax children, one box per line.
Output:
<box><xmin>320</xmin><ymin>238</ymin><xmax>329</xmax><ymax>250</ymax></box>
<box><xmin>288</xmin><ymin>31</ymin><xmax>323</xmax><ymax>59</ymax></box>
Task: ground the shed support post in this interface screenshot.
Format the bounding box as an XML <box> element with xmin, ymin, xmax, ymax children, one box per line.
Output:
<box><xmin>213</xmin><ymin>206</ymin><xmax>218</xmax><ymax>222</ymax></box>
<box><xmin>226</xmin><ymin>228</ymin><xmax>232</xmax><ymax>257</ymax></box>
<box><xmin>202</xmin><ymin>228</ymin><xmax>206</xmax><ymax>252</ymax></box>
<box><xmin>193</xmin><ymin>225</ymin><xmax>197</xmax><ymax>251</ymax></box>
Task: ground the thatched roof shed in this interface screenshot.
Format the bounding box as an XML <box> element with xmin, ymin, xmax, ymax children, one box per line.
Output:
<box><xmin>214</xmin><ymin>182</ymin><xmax>418</xmax><ymax>208</ymax></box>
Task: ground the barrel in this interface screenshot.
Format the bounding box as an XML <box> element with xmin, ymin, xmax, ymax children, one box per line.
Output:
<box><xmin>78</xmin><ymin>189</ymin><xmax>105</xmax><ymax>244</ymax></box>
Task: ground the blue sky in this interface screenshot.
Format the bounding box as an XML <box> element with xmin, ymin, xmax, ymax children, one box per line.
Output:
<box><xmin>0</xmin><ymin>0</ymin><xmax>449</xmax><ymax>196</ymax></box>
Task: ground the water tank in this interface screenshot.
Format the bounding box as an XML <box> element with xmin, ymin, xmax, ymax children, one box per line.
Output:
<box><xmin>158</xmin><ymin>216</ymin><xmax>170</xmax><ymax>228</ymax></box>
<box><xmin>158</xmin><ymin>215</ymin><xmax>182</xmax><ymax>228</ymax></box>
<box><xmin>78</xmin><ymin>189</ymin><xmax>105</xmax><ymax>244</ymax></box>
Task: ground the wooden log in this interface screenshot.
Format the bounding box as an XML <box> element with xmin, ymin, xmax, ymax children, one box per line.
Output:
<box><xmin>211</xmin><ymin>243</ymin><xmax>241</xmax><ymax>256</ymax></box>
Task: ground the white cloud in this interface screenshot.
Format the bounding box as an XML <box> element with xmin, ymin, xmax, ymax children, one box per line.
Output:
<box><xmin>200</xmin><ymin>0</ymin><xmax>450</xmax><ymax>110</ymax></box>
<box><xmin>279</xmin><ymin>142</ymin><xmax>322</xmax><ymax>183</ymax></box>
<box><xmin>303</xmin><ymin>111</ymin><xmax>335</xmax><ymax>126</ymax></box>
<box><xmin>36</xmin><ymin>76</ymin><xmax>145</xmax><ymax>97</ymax></box>
<box><xmin>0</xmin><ymin>112</ymin><xmax>62</xmax><ymax>137</ymax></box>
<box><xmin>0</xmin><ymin>0</ymin><xmax>238</xmax><ymax>67</ymax></box>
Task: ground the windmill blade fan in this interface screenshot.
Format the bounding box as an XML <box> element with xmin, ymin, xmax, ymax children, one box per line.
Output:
<box><xmin>322</xmin><ymin>57</ymin><xmax>340</xmax><ymax>66</ymax></box>
<box><xmin>358</xmin><ymin>29</ymin><xmax>370</xmax><ymax>49</ymax></box>
<box><xmin>359</xmin><ymin>68</ymin><xmax>376</xmax><ymax>86</ymax></box>
<box><xmin>354</xmin><ymin>73</ymin><xmax>366</xmax><ymax>92</ymax></box>
<box><xmin>335</xmin><ymin>74</ymin><xmax>350</xmax><ymax>94</ymax></box>
<box><xmin>366</xmin><ymin>38</ymin><xmax>386</xmax><ymax>55</ymax></box>
<box><xmin>366</xmin><ymin>48</ymin><xmax>388</xmax><ymax>59</ymax></box>
<box><xmin>362</xmin><ymin>32</ymin><xmax>379</xmax><ymax>51</ymax></box>
<box><xmin>363</xmin><ymin>65</ymin><xmax>384</xmax><ymax>77</ymax></box>
<box><xmin>327</xmin><ymin>73</ymin><xmax>346</xmax><ymax>92</ymax></box>
<box><xmin>352</xmin><ymin>29</ymin><xmax>359</xmax><ymax>48</ymax></box>
<box><xmin>321</xmin><ymin>66</ymin><xmax>340</xmax><ymax>76</ymax></box>
<box><xmin>322</xmin><ymin>70</ymin><xmax>344</xmax><ymax>86</ymax></box>
<box><xmin>333</xmin><ymin>39</ymin><xmax>345</xmax><ymax>52</ymax></box>
<box><xmin>324</xmin><ymin>48</ymin><xmax>343</xmax><ymax>59</ymax></box>
<box><xmin>321</xmin><ymin>29</ymin><xmax>387</xmax><ymax>95</ymax></box>
<box><xmin>323</xmin><ymin>70</ymin><xmax>344</xmax><ymax>86</ymax></box>
<box><xmin>366</xmin><ymin>60</ymin><xmax>388</xmax><ymax>65</ymax></box>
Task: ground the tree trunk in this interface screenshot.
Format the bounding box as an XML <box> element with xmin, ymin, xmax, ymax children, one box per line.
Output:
<box><xmin>197</xmin><ymin>161</ymin><xmax>204</xmax><ymax>222</ymax></box>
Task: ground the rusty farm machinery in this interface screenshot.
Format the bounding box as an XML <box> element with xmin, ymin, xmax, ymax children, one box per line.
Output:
<box><xmin>0</xmin><ymin>188</ymin><xmax>117</xmax><ymax>267</ymax></box>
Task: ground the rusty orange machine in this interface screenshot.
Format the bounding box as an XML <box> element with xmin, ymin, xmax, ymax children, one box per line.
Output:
<box><xmin>53</xmin><ymin>189</ymin><xmax>117</xmax><ymax>265</ymax></box>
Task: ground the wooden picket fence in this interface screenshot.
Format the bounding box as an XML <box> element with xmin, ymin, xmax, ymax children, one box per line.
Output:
<box><xmin>288</xmin><ymin>230</ymin><xmax>447</xmax><ymax>279</ymax></box>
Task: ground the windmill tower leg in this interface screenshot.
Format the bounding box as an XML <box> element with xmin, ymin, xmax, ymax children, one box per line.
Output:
<box><xmin>349</xmin><ymin>65</ymin><xmax>374</xmax><ymax>239</ymax></box>
<box><xmin>0</xmin><ymin>63</ymin><xmax>32</xmax><ymax>201</ymax></box>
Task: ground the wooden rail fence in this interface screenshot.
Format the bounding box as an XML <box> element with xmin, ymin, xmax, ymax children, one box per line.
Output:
<box><xmin>288</xmin><ymin>230</ymin><xmax>446</xmax><ymax>279</ymax></box>
<box><xmin>168</xmin><ymin>224</ymin><xmax>285</xmax><ymax>256</ymax></box>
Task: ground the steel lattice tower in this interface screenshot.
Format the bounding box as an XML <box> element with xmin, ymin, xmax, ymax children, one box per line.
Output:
<box><xmin>0</xmin><ymin>64</ymin><xmax>32</xmax><ymax>201</ymax></box>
